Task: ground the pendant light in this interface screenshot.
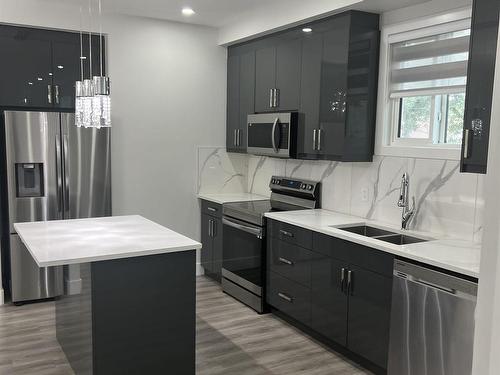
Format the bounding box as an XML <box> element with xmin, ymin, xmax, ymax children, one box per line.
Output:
<box><xmin>74</xmin><ymin>0</ymin><xmax>111</xmax><ymax>128</ymax></box>
<box><xmin>92</xmin><ymin>0</ymin><xmax>111</xmax><ymax>128</ymax></box>
<box><xmin>75</xmin><ymin>6</ymin><xmax>85</xmax><ymax>127</ymax></box>
<box><xmin>80</xmin><ymin>0</ymin><xmax>95</xmax><ymax>128</ymax></box>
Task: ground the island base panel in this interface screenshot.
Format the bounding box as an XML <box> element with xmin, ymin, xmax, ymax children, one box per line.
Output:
<box><xmin>56</xmin><ymin>250</ymin><xmax>196</xmax><ymax>375</ymax></box>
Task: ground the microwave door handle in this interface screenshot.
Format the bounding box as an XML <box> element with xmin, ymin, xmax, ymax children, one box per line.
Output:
<box><xmin>271</xmin><ymin>117</ymin><xmax>279</xmax><ymax>153</ymax></box>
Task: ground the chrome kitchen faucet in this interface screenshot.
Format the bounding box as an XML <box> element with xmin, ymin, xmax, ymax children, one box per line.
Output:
<box><xmin>398</xmin><ymin>173</ymin><xmax>415</xmax><ymax>230</ymax></box>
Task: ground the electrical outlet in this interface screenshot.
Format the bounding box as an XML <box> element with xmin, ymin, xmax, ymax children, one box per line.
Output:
<box><xmin>361</xmin><ymin>187</ymin><xmax>369</xmax><ymax>202</ymax></box>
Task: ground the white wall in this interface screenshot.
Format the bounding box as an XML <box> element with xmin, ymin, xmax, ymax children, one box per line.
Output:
<box><xmin>0</xmin><ymin>0</ymin><xmax>227</xmax><ymax>277</ymax></box>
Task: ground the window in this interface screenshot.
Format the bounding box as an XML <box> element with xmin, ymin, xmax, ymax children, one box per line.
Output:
<box><xmin>397</xmin><ymin>92</ymin><xmax>466</xmax><ymax>145</ymax></box>
<box><xmin>375</xmin><ymin>11</ymin><xmax>473</xmax><ymax>159</ymax></box>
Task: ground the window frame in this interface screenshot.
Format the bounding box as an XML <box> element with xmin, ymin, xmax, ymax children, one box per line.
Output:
<box><xmin>374</xmin><ymin>8</ymin><xmax>472</xmax><ymax>160</ymax></box>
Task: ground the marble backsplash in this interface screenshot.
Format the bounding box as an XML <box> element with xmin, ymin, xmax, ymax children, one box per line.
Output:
<box><xmin>198</xmin><ymin>147</ymin><xmax>484</xmax><ymax>242</ymax></box>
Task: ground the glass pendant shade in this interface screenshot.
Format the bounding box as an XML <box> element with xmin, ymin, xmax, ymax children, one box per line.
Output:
<box><xmin>92</xmin><ymin>76</ymin><xmax>111</xmax><ymax>128</ymax></box>
<box><xmin>81</xmin><ymin>79</ymin><xmax>95</xmax><ymax>128</ymax></box>
<box><xmin>75</xmin><ymin>81</ymin><xmax>84</xmax><ymax>127</ymax></box>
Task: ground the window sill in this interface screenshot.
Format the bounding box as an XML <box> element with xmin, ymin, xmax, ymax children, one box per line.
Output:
<box><xmin>375</xmin><ymin>144</ymin><xmax>461</xmax><ymax>161</ymax></box>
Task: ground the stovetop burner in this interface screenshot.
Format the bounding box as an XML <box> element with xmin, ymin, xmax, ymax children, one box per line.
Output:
<box><xmin>222</xmin><ymin>176</ymin><xmax>321</xmax><ymax>226</ymax></box>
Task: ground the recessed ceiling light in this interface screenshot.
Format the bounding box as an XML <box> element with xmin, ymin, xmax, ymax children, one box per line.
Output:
<box><xmin>302</xmin><ymin>27</ymin><xmax>313</xmax><ymax>33</ymax></box>
<box><xmin>37</xmin><ymin>77</ymin><xmax>43</xmax><ymax>81</ymax></box>
<box><xmin>57</xmin><ymin>65</ymin><xmax>64</xmax><ymax>69</ymax></box>
<box><xmin>182</xmin><ymin>7</ymin><xmax>195</xmax><ymax>16</ymax></box>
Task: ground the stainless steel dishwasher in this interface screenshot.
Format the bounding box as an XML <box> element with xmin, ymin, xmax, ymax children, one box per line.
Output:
<box><xmin>388</xmin><ymin>260</ymin><xmax>478</xmax><ymax>375</ymax></box>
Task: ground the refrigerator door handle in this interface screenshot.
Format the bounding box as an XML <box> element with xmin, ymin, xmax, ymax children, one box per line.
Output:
<box><xmin>55</xmin><ymin>135</ymin><xmax>63</xmax><ymax>216</ymax></box>
<box><xmin>63</xmin><ymin>134</ymin><xmax>70</xmax><ymax>217</ymax></box>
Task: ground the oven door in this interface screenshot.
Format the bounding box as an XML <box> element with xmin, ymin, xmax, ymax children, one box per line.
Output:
<box><xmin>247</xmin><ymin>113</ymin><xmax>293</xmax><ymax>158</ymax></box>
<box><xmin>222</xmin><ymin>216</ymin><xmax>264</xmax><ymax>296</ymax></box>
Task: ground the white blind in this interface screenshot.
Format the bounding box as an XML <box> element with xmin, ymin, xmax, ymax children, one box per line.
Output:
<box><xmin>389</xmin><ymin>29</ymin><xmax>470</xmax><ymax>98</ymax></box>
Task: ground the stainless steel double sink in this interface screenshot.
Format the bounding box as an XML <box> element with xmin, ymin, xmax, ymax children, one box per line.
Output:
<box><xmin>333</xmin><ymin>224</ymin><xmax>430</xmax><ymax>245</ymax></box>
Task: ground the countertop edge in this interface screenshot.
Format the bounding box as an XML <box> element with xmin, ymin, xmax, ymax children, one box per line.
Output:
<box><xmin>264</xmin><ymin>212</ymin><xmax>479</xmax><ymax>279</ymax></box>
<box><xmin>197</xmin><ymin>193</ymin><xmax>269</xmax><ymax>205</ymax></box>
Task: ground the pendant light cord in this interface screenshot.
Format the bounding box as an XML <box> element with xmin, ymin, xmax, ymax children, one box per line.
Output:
<box><xmin>88</xmin><ymin>0</ymin><xmax>92</xmax><ymax>79</ymax></box>
<box><xmin>79</xmin><ymin>6</ymin><xmax>84</xmax><ymax>81</ymax></box>
<box><xmin>99</xmin><ymin>0</ymin><xmax>103</xmax><ymax>77</ymax></box>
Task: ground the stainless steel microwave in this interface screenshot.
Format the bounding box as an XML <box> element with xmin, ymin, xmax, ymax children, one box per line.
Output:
<box><xmin>247</xmin><ymin>112</ymin><xmax>298</xmax><ymax>158</ymax></box>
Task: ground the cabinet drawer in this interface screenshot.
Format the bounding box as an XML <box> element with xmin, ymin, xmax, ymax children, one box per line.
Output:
<box><xmin>269</xmin><ymin>220</ymin><xmax>313</xmax><ymax>249</ymax></box>
<box><xmin>267</xmin><ymin>271</ymin><xmax>311</xmax><ymax>325</ymax></box>
<box><xmin>313</xmin><ymin>233</ymin><xmax>394</xmax><ymax>277</ymax></box>
<box><xmin>268</xmin><ymin>238</ymin><xmax>312</xmax><ymax>287</ymax></box>
<box><xmin>201</xmin><ymin>200</ymin><xmax>222</xmax><ymax>218</ymax></box>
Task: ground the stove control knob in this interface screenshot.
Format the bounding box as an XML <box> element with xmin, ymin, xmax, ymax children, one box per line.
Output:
<box><xmin>271</xmin><ymin>179</ymin><xmax>276</xmax><ymax>184</ymax></box>
<box><xmin>301</xmin><ymin>184</ymin><xmax>307</xmax><ymax>189</ymax></box>
<box><xmin>307</xmin><ymin>184</ymin><xmax>314</xmax><ymax>191</ymax></box>
<box><xmin>276</xmin><ymin>180</ymin><xmax>281</xmax><ymax>185</ymax></box>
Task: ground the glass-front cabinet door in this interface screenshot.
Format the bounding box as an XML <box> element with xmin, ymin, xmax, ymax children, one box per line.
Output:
<box><xmin>0</xmin><ymin>25</ymin><xmax>53</xmax><ymax>108</ymax></box>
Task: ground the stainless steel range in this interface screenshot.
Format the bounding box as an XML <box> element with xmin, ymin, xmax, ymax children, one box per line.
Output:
<box><xmin>221</xmin><ymin>176</ymin><xmax>320</xmax><ymax>313</ymax></box>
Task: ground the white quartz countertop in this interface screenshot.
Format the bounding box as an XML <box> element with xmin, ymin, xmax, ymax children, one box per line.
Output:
<box><xmin>264</xmin><ymin>209</ymin><xmax>480</xmax><ymax>278</ymax></box>
<box><xmin>198</xmin><ymin>192</ymin><xmax>268</xmax><ymax>204</ymax></box>
<box><xmin>14</xmin><ymin>215</ymin><xmax>202</xmax><ymax>267</ymax></box>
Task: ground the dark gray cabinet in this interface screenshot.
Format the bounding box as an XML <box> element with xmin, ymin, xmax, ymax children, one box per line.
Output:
<box><xmin>200</xmin><ymin>200</ymin><xmax>223</xmax><ymax>282</ymax></box>
<box><xmin>255</xmin><ymin>39</ymin><xmax>301</xmax><ymax>113</ymax></box>
<box><xmin>266</xmin><ymin>219</ymin><xmax>394</xmax><ymax>372</ymax></box>
<box><xmin>347</xmin><ymin>264</ymin><xmax>393</xmax><ymax>370</ymax></box>
<box><xmin>226</xmin><ymin>11</ymin><xmax>379</xmax><ymax>161</ymax></box>
<box><xmin>310</xmin><ymin>253</ymin><xmax>349</xmax><ymax>346</ymax></box>
<box><xmin>460</xmin><ymin>0</ymin><xmax>499</xmax><ymax>174</ymax></box>
<box><xmin>298</xmin><ymin>12</ymin><xmax>379</xmax><ymax>161</ymax></box>
<box><xmin>227</xmin><ymin>51</ymin><xmax>255</xmax><ymax>152</ymax></box>
<box><xmin>0</xmin><ymin>24</ymin><xmax>104</xmax><ymax>110</ymax></box>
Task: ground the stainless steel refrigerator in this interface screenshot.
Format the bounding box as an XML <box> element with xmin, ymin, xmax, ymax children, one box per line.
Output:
<box><xmin>2</xmin><ymin>110</ymin><xmax>111</xmax><ymax>303</ymax></box>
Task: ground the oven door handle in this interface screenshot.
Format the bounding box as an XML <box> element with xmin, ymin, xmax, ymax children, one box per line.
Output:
<box><xmin>223</xmin><ymin>217</ymin><xmax>263</xmax><ymax>239</ymax></box>
<box><xmin>271</xmin><ymin>117</ymin><xmax>280</xmax><ymax>153</ymax></box>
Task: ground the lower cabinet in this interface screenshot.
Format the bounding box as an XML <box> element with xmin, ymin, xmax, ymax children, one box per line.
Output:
<box><xmin>267</xmin><ymin>272</ymin><xmax>311</xmax><ymax>326</ymax></box>
<box><xmin>266</xmin><ymin>220</ymin><xmax>394</xmax><ymax>373</ymax></box>
<box><xmin>200</xmin><ymin>200</ymin><xmax>223</xmax><ymax>282</ymax></box>
<box><xmin>347</xmin><ymin>265</ymin><xmax>393</xmax><ymax>369</ymax></box>
<box><xmin>311</xmin><ymin>254</ymin><xmax>349</xmax><ymax>346</ymax></box>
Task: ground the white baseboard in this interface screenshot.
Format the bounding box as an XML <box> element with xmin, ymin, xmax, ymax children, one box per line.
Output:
<box><xmin>196</xmin><ymin>262</ymin><xmax>205</xmax><ymax>276</ymax></box>
<box><xmin>65</xmin><ymin>278</ymin><xmax>83</xmax><ymax>295</ymax></box>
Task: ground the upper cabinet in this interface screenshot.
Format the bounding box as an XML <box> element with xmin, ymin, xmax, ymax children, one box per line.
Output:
<box><xmin>460</xmin><ymin>0</ymin><xmax>500</xmax><ymax>174</ymax></box>
<box><xmin>226</xmin><ymin>11</ymin><xmax>380</xmax><ymax>162</ymax></box>
<box><xmin>0</xmin><ymin>25</ymin><xmax>104</xmax><ymax>110</ymax></box>
<box><xmin>227</xmin><ymin>51</ymin><xmax>255</xmax><ymax>152</ymax></box>
<box><xmin>255</xmin><ymin>39</ymin><xmax>301</xmax><ymax>113</ymax></box>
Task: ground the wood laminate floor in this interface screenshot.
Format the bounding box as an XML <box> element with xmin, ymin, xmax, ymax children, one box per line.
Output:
<box><xmin>0</xmin><ymin>276</ymin><xmax>370</xmax><ymax>375</ymax></box>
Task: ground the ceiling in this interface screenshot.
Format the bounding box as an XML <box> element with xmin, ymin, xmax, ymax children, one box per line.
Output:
<box><xmin>49</xmin><ymin>0</ymin><xmax>431</xmax><ymax>28</ymax></box>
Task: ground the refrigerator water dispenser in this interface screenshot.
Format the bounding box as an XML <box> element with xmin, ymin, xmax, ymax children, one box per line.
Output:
<box><xmin>15</xmin><ymin>163</ymin><xmax>44</xmax><ymax>197</ymax></box>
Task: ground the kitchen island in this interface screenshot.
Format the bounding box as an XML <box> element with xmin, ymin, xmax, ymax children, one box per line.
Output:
<box><xmin>14</xmin><ymin>215</ymin><xmax>202</xmax><ymax>375</ymax></box>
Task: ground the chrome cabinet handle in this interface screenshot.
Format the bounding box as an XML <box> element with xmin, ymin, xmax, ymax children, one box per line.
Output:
<box><xmin>278</xmin><ymin>257</ymin><xmax>294</xmax><ymax>266</ymax></box>
<box><xmin>237</xmin><ymin>129</ymin><xmax>240</xmax><ymax>147</ymax></box>
<box><xmin>63</xmin><ymin>134</ymin><xmax>70</xmax><ymax>217</ymax></box>
<box><xmin>271</xmin><ymin>117</ymin><xmax>279</xmax><ymax>153</ymax></box>
<box><xmin>234</xmin><ymin>129</ymin><xmax>237</xmax><ymax>147</ymax></box>
<box><xmin>212</xmin><ymin>219</ymin><xmax>217</xmax><ymax>237</ymax></box>
<box><xmin>55</xmin><ymin>136</ymin><xmax>63</xmax><ymax>215</ymax></box>
<box><xmin>278</xmin><ymin>292</ymin><xmax>293</xmax><ymax>303</ymax></box>
<box><xmin>208</xmin><ymin>219</ymin><xmax>213</xmax><ymax>237</ymax></box>
<box><xmin>207</xmin><ymin>206</ymin><xmax>217</xmax><ymax>212</ymax></box>
<box><xmin>54</xmin><ymin>85</ymin><xmax>60</xmax><ymax>105</ymax></box>
<box><xmin>463</xmin><ymin>129</ymin><xmax>471</xmax><ymax>159</ymax></box>
<box><xmin>47</xmin><ymin>85</ymin><xmax>53</xmax><ymax>104</ymax></box>
<box><xmin>317</xmin><ymin>129</ymin><xmax>322</xmax><ymax>151</ymax></box>
<box><xmin>313</xmin><ymin>129</ymin><xmax>317</xmax><ymax>151</ymax></box>
<box><xmin>347</xmin><ymin>270</ymin><xmax>353</xmax><ymax>295</ymax></box>
<box><xmin>279</xmin><ymin>229</ymin><xmax>293</xmax><ymax>238</ymax></box>
<box><xmin>270</xmin><ymin>88</ymin><xmax>274</xmax><ymax>108</ymax></box>
<box><xmin>274</xmin><ymin>88</ymin><xmax>280</xmax><ymax>108</ymax></box>
<box><xmin>340</xmin><ymin>267</ymin><xmax>346</xmax><ymax>293</ymax></box>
